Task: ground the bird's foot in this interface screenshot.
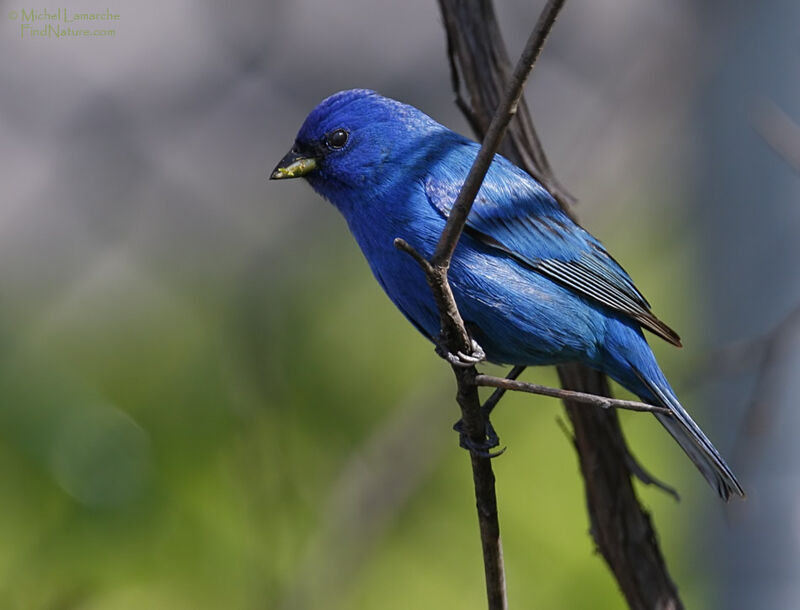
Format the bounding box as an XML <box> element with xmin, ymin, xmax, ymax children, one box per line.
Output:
<box><xmin>435</xmin><ymin>338</ymin><xmax>486</xmax><ymax>368</ymax></box>
<box><xmin>453</xmin><ymin>416</ymin><xmax>505</xmax><ymax>458</ymax></box>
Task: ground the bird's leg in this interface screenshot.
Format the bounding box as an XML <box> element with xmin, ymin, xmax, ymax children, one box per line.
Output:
<box><xmin>451</xmin><ymin>364</ymin><xmax>521</xmax><ymax>458</ymax></box>
<box><xmin>451</xmin><ymin>365</ymin><xmax>525</xmax><ymax>457</ymax></box>
<box><xmin>435</xmin><ymin>336</ymin><xmax>487</xmax><ymax>368</ymax></box>
<box><xmin>452</xmin><ymin>417</ymin><xmax>504</xmax><ymax>458</ymax></box>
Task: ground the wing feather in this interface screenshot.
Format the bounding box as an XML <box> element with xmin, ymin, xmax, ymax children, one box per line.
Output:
<box><xmin>424</xmin><ymin>157</ymin><xmax>681</xmax><ymax>347</ymax></box>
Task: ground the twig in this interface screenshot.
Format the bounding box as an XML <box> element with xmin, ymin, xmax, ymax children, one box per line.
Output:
<box><xmin>731</xmin><ymin>303</ymin><xmax>800</xmax><ymax>473</ymax></box>
<box><xmin>395</xmin><ymin>3</ymin><xmax>567</xmax><ymax>609</ymax></box>
<box><xmin>475</xmin><ymin>374</ymin><xmax>672</xmax><ymax>414</ymax></box>
<box><xmin>431</xmin><ymin>0</ymin><xmax>568</xmax><ymax>268</ymax></box>
<box><xmin>479</xmin><ymin>370</ymin><xmax>681</xmax><ymax>499</ymax></box>
<box><xmin>481</xmin><ymin>365</ymin><xmax>527</xmax><ymax>416</ymax></box>
<box><xmin>477</xmin><ymin>372</ymin><xmax>681</xmax><ymax>497</ymax></box>
<box><xmin>437</xmin><ymin>0</ymin><xmax>576</xmax><ymax>215</ymax></box>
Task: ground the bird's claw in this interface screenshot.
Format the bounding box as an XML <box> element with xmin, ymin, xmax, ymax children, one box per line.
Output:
<box><xmin>453</xmin><ymin>417</ymin><xmax>505</xmax><ymax>458</ymax></box>
<box><xmin>436</xmin><ymin>338</ymin><xmax>486</xmax><ymax>368</ymax></box>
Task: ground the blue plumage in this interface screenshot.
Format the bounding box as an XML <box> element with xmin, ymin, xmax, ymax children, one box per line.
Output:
<box><xmin>271</xmin><ymin>89</ymin><xmax>744</xmax><ymax>500</ymax></box>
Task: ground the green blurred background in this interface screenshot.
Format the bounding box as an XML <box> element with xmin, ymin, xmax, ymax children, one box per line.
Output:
<box><xmin>0</xmin><ymin>1</ymin><xmax>798</xmax><ymax>608</ymax></box>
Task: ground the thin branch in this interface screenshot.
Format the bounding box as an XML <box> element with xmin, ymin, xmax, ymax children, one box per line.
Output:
<box><xmin>479</xmin><ymin>372</ymin><xmax>681</xmax><ymax>498</ymax></box>
<box><xmin>431</xmin><ymin>0</ymin><xmax>567</xmax><ymax>269</ymax></box>
<box><xmin>475</xmin><ymin>374</ymin><xmax>672</xmax><ymax>415</ymax></box>
<box><xmin>481</xmin><ymin>365</ymin><xmax>527</xmax><ymax>416</ymax></box>
<box><xmin>394</xmin><ymin>238</ymin><xmax>434</xmax><ymax>274</ymax></box>
<box><xmin>477</xmin><ymin>370</ymin><xmax>683</xmax><ymax>500</ymax></box>
<box><xmin>437</xmin><ymin>0</ymin><xmax>577</xmax><ymax>215</ymax></box>
<box><xmin>394</xmin><ymin>3</ymin><xmax>567</xmax><ymax>609</ymax></box>
<box><xmin>731</xmin><ymin>303</ymin><xmax>800</xmax><ymax>472</ymax></box>
<box><xmin>623</xmin><ymin>445</ymin><xmax>681</xmax><ymax>501</ymax></box>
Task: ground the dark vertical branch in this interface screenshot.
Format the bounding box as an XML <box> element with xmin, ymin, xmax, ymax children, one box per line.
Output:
<box><xmin>558</xmin><ymin>365</ymin><xmax>682</xmax><ymax>610</ymax></box>
<box><xmin>436</xmin><ymin>1</ymin><xmax>684</xmax><ymax>608</ymax></box>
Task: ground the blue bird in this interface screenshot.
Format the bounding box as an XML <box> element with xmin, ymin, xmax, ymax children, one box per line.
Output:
<box><xmin>271</xmin><ymin>89</ymin><xmax>744</xmax><ymax>501</ymax></box>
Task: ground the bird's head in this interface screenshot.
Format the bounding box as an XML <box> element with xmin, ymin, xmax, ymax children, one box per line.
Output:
<box><xmin>271</xmin><ymin>89</ymin><xmax>445</xmax><ymax>206</ymax></box>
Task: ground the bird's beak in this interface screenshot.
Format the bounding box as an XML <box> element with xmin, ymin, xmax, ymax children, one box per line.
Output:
<box><xmin>270</xmin><ymin>147</ymin><xmax>318</xmax><ymax>180</ymax></box>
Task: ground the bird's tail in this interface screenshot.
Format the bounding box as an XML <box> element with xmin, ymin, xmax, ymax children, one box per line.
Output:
<box><xmin>637</xmin><ymin>370</ymin><xmax>745</xmax><ymax>501</ymax></box>
<box><xmin>602</xmin><ymin>322</ymin><xmax>744</xmax><ymax>501</ymax></box>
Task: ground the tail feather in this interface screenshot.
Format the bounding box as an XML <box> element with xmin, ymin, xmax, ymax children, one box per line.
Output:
<box><xmin>643</xmin><ymin>376</ymin><xmax>745</xmax><ymax>501</ymax></box>
<box><xmin>602</xmin><ymin>321</ymin><xmax>744</xmax><ymax>500</ymax></box>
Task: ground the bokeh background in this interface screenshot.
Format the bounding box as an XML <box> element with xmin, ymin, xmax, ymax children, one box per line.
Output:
<box><xmin>1</xmin><ymin>0</ymin><xmax>798</xmax><ymax>608</ymax></box>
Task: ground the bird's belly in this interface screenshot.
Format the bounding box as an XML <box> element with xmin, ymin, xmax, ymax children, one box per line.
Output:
<box><xmin>359</xmin><ymin>226</ymin><xmax>604</xmax><ymax>367</ymax></box>
<box><xmin>448</xmin><ymin>241</ymin><xmax>604</xmax><ymax>366</ymax></box>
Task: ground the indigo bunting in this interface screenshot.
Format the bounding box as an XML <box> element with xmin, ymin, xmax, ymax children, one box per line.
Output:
<box><xmin>271</xmin><ymin>89</ymin><xmax>744</xmax><ymax>501</ymax></box>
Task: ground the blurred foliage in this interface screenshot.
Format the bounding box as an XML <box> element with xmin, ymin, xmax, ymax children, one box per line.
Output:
<box><xmin>0</xmin><ymin>196</ymin><xmax>714</xmax><ymax>608</ymax></box>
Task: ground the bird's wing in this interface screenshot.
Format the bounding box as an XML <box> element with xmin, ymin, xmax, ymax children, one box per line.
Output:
<box><xmin>424</xmin><ymin>158</ymin><xmax>681</xmax><ymax>346</ymax></box>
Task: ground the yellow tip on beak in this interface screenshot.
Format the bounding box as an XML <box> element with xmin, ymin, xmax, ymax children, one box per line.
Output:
<box><xmin>270</xmin><ymin>150</ymin><xmax>318</xmax><ymax>180</ymax></box>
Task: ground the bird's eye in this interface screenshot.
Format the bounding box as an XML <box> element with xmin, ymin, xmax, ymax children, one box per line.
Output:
<box><xmin>325</xmin><ymin>128</ymin><xmax>349</xmax><ymax>150</ymax></box>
